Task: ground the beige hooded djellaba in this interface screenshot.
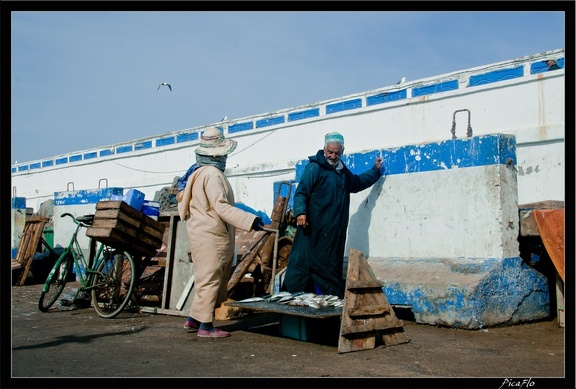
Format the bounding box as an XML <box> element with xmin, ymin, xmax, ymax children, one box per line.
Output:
<box><xmin>178</xmin><ymin>165</ymin><xmax>257</xmax><ymax>323</ymax></box>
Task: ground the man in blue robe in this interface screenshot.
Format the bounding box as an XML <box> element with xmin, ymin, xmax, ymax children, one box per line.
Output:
<box><xmin>284</xmin><ymin>132</ymin><xmax>383</xmax><ymax>298</ymax></box>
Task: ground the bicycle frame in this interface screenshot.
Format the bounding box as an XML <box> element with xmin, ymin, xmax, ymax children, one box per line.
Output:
<box><xmin>41</xmin><ymin>216</ymin><xmax>108</xmax><ymax>294</ymax></box>
<box><xmin>39</xmin><ymin>212</ymin><xmax>138</xmax><ymax>318</ymax></box>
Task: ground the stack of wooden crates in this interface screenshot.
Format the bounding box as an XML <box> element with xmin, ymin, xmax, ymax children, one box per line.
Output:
<box><xmin>86</xmin><ymin>200</ymin><xmax>166</xmax><ymax>258</ymax></box>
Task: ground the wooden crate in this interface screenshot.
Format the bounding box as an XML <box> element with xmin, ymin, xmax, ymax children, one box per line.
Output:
<box><xmin>86</xmin><ymin>201</ymin><xmax>166</xmax><ymax>257</ymax></box>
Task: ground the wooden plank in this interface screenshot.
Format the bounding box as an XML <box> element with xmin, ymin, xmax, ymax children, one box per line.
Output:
<box><xmin>14</xmin><ymin>216</ymin><xmax>50</xmax><ymax>286</ymax></box>
<box><xmin>346</xmin><ymin>280</ymin><xmax>383</xmax><ymax>289</ymax></box>
<box><xmin>347</xmin><ymin>305</ymin><xmax>388</xmax><ymax>317</ymax></box>
<box><xmin>94</xmin><ymin>200</ymin><xmax>165</xmax><ymax>234</ymax></box>
<box><xmin>89</xmin><ymin>219</ymin><xmax>162</xmax><ymax>247</ymax></box>
<box><xmin>85</xmin><ymin>227</ymin><xmax>160</xmax><ymax>257</ymax></box>
<box><xmin>227</xmin><ymin>233</ymin><xmax>268</xmax><ymax>292</ymax></box>
<box><xmin>338</xmin><ymin>248</ymin><xmax>410</xmax><ymax>353</ymax></box>
<box><xmin>175</xmin><ymin>274</ymin><xmax>195</xmax><ymax>310</ymax></box>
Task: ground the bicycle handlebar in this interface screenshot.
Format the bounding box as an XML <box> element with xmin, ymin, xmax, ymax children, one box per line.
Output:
<box><xmin>60</xmin><ymin>212</ymin><xmax>95</xmax><ymax>227</ymax></box>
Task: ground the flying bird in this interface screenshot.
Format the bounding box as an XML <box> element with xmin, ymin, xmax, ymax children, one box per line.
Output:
<box><xmin>157</xmin><ymin>82</ymin><xmax>172</xmax><ymax>91</ymax></box>
<box><xmin>396</xmin><ymin>76</ymin><xmax>406</xmax><ymax>84</ymax></box>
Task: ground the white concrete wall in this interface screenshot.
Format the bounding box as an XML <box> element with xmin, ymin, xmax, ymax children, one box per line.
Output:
<box><xmin>346</xmin><ymin>164</ymin><xmax>519</xmax><ymax>260</ymax></box>
<box><xmin>12</xmin><ymin>49</ymin><xmax>565</xmax><ymax>223</ymax></box>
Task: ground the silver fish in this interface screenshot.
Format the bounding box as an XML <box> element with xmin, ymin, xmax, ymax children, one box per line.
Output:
<box><xmin>269</xmin><ymin>292</ymin><xmax>292</xmax><ymax>302</ymax></box>
<box><xmin>237</xmin><ymin>297</ymin><xmax>265</xmax><ymax>303</ymax></box>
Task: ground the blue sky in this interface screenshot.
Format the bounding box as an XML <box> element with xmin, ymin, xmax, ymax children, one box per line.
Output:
<box><xmin>10</xmin><ymin>9</ymin><xmax>568</xmax><ymax>164</ymax></box>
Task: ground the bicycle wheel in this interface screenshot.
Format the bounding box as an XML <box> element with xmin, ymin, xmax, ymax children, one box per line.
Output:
<box><xmin>38</xmin><ymin>253</ymin><xmax>73</xmax><ymax>312</ymax></box>
<box><xmin>91</xmin><ymin>250</ymin><xmax>136</xmax><ymax>319</ymax></box>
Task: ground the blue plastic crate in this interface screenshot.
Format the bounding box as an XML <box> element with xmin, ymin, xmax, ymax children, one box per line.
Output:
<box><xmin>123</xmin><ymin>189</ymin><xmax>145</xmax><ymax>211</ymax></box>
<box><xmin>279</xmin><ymin>315</ymin><xmax>340</xmax><ymax>343</ymax></box>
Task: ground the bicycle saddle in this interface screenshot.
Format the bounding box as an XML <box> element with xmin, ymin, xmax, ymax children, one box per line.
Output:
<box><xmin>77</xmin><ymin>214</ymin><xmax>95</xmax><ymax>225</ymax></box>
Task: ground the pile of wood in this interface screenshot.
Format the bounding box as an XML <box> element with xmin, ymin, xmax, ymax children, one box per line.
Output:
<box><xmin>86</xmin><ymin>200</ymin><xmax>166</xmax><ymax>258</ymax></box>
<box><xmin>228</xmin><ymin>191</ymin><xmax>292</xmax><ymax>299</ymax></box>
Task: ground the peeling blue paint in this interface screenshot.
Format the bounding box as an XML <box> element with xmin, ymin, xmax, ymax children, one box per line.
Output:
<box><xmin>288</xmin><ymin>108</ymin><xmax>319</xmax><ymax>121</ymax></box>
<box><xmin>155</xmin><ymin>137</ymin><xmax>175</xmax><ymax>147</ymax></box>
<box><xmin>469</xmin><ymin>66</ymin><xmax>524</xmax><ymax>86</ymax></box>
<box><xmin>228</xmin><ymin>121</ymin><xmax>254</xmax><ymax>134</ymax></box>
<box><xmin>117</xmin><ymin>145</ymin><xmax>132</xmax><ymax>154</ymax></box>
<box><xmin>11</xmin><ymin>197</ymin><xmax>26</xmax><ymax>209</ymax></box>
<box><xmin>326</xmin><ymin>98</ymin><xmax>362</xmax><ymax>114</ymax></box>
<box><xmin>54</xmin><ymin>188</ymin><xmax>124</xmax><ymax>206</ymax></box>
<box><xmin>413</xmin><ymin>79</ymin><xmax>459</xmax><ymax>97</ymax></box>
<box><xmin>134</xmin><ymin>141</ymin><xmax>152</xmax><ymax>150</ymax></box>
<box><xmin>376</xmin><ymin>256</ymin><xmax>549</xmax><ymax>329</ymax></box>
<box><xmin>530</xmin><ymin>57</ymin><xmax>564</xmax><ymax>74</ymax></box>
<box><xmin>176</xmin><ymin>132</ymin><xmax>198</xmax><ymax>143</ymax></box>
<box><xmin>294</xmin><ymin>134</ymin><xmax>516</xmax><ymax>181</ymax></box>
<box><xmin>256</xmin><ymin>116</ymin><xmax>285</xmax><ymax>128</ymax></box>
<box><xmin>366</xmin><ymin>89</ymin><xmax>407</xmax><ymax>105</ymax></box>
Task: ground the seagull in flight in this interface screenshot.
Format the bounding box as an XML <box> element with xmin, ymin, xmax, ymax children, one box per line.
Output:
<box><xmin>157</xmin><ymin>82</ymin><xmax>172</xmax><ymax>91</ymax></box>
<box><xmin>396</xmin><ymin>76</ymin><xmax>406</xmax><ymax>84</ymax></box>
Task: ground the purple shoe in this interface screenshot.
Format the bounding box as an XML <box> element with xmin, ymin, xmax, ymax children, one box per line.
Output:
<box><xmin>197</xmin><ymin>328</ymin><xmax>231</xmax><ymax>338</ymax></box>
<box><xmin>183</xmin><ymin>319</ymin><xmax>199</xmax><ymax>331</ymax></box>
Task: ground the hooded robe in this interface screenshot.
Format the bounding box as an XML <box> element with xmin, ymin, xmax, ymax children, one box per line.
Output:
<box><xmin>283</xmin><ymin>149</ymin><xmax>382</xmax><ymax>298</ymax></box>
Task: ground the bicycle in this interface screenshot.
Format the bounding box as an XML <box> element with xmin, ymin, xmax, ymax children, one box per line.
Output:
<box><xmin>38</xmin><ymin>213</ymin><xmax>137</xmax><ymax>319</ymax></box>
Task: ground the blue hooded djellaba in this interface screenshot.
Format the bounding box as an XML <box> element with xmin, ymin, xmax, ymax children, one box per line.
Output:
<box><xmin>283</xmin><ymin>149</ymin><xmax>382</xmax><ymax>298</ymax></box>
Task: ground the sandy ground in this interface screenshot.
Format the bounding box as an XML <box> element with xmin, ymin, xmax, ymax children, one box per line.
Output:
<box><xmin>6</xmin><ymin>281</ymin><xmax>573</xmax><ymax>388</ymax></box>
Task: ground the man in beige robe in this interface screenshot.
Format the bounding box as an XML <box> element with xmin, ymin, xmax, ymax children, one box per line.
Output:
<box><xmin>178</xmin><ymin>127</ymin><xmax>264</xmax><ymax>338</ymax></box>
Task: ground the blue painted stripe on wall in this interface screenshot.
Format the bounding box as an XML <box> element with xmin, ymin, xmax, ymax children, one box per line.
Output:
<box><xmin>30</xmin><ymin>162</ymin><xmax>41</xmax><ymax>170</ymax></box>
<box><xmin>228</xmin><ymin>122</ymin><xmax>254</xmax><ymax>134</ymax></box>
<box><xmin>412</xmin><ymin>80</ymin><xmax>459</xmax><ymax>97</ymax></box>
<box><xmin>294</xmin><ymin>134</ymin><xmax>516</xmax><ymax>181</ymax></box>
<box><xmin>288</xmin><ymin>108</ymin><xmax>319</xmax><ymax>121</ymax></box>
<box><xmin>42</xmin><ymin>160</ymin><xmax>54</xmax><ymax>167</ymax></box>
<box><xmin>56</xmin><ymin>157</ymin><xmax>68</xmax><ymax>165</ymax></box>
<box><xmin>70</xmin><ymin>155</ymin><xmax>82</xmax><ymax>162</ymax></box>
<box><xmin>177</xmin><ymin>132</ymin><xmax>198</xmax><ymax>143</ymax></box>
<box><xmin>326</xmin><ymin>98</ymin><xmax>362</xmax><ymax>114</ymax></box>
<box><xmin>54</xmin><ymin>187</ymin><xmax>125</xmax><ymax>206</ymax></box>
<box><xmin>156</xmin><ymin>137</ymin><xmax>175</xmax><ymax>147</ymax></box>
<box><xmin>256</xmin><ymin>116</ymin><xmax>285</xmax><ymax>128</ymax></box>
<box><xmin>18</xmin><ymin>165</ymin><xmax>29</xmax><ymax>171</ymax></box>
<box><xmin>100</xmin><ymin>149</ymin><xmax>113</xmax><ymax>157</ymax></box>
<box><xmin>12</xmin><ymin>167</ymin><xmax>17</xmax><ymax>173</ymax></box>
<box><xmin>134</xmin><ymin>141</ymin><xmax>152</xmax><ymax>150</ymax></box>
<box><xmin>530</xmin><ymin>57</ymin><xmax>565</xmax><ymax>74</ymax></box>
<box><xmin>117</xmin><ymin>145</ymin><xmax>133</xmax><ymax>154</ymax></box>
<box><xmin>84</xmin><ymin>152</ymin><xmax>97</xmax><ymax>159</ymax></box>
<box><xmin>469</xmin><ymin>66</ymin><xmax>524</xmax><ymax>86</ymax></box>
<box><xmin>366</xmin><ymin>89</ymin><xmax>407</xmax><ymax>106</ymax></box>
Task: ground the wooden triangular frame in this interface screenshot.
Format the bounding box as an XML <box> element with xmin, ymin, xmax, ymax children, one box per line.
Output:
<box><xmin>14</xmin><ymin>216</ymin><xmax>50</xmax><ymax>286</ymax></box>
<box><xmin>338</xmin><ymin>248</ymin><xmax>410</xmax><ymax>353</ymax></box>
